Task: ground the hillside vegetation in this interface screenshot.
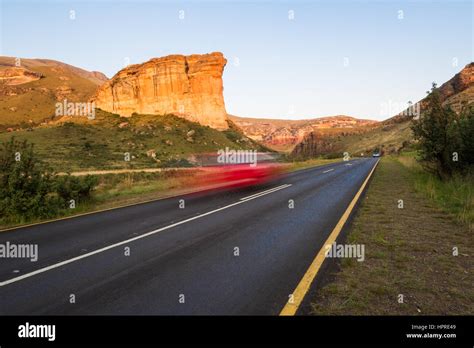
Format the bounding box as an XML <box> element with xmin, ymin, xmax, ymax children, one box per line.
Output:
<box><xmin>0</xmin><ymin>56</ymin><xmax>106</xmax><ymax>127</ymax></box>
<box><xmin>0</xmin><ymin>110</ymin><xmax>265</xmax><ymax>172</ymax></box>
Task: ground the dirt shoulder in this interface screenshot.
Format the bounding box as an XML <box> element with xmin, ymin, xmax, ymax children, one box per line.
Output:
<box><xmin>310</xmin><ymin>157</ymin><xmax>473</xmax><ymax>315</ymax></box>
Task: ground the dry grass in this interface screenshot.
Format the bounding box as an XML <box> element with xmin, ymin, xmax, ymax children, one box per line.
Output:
<box><xmin>311</xmin><ymin>157</ymin><xmax>473</xmax><ymax>315</ymax></box>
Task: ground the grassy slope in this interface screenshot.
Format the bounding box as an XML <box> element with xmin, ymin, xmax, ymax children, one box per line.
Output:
<box><xmin>310</xmin><ymin>157</ymin><xmax>473</xmax><ymax>315</ymax></box>
<box><xmin>0</xmin><ymin>110</ymin><xmax>266</xmax><ymax>172</ymax></box>
<box><xmin>325</xmin><ymin>120</ymin><xmax>413</xmax><ymax>156</ymax></box>
<box><xmin>0</xmin><ymin>63</ymin><xmax>100</xmax><ymax>126</ymax></box>
<box><xmin>319</xmin><ymin>86</ymin><xmax>473</xmax><ymax>157</ymax></box>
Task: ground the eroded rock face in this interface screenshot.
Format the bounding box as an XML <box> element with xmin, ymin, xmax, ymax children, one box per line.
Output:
<box><xmin>229</xmin><ymin>115</ymin><xmax>378</xmax><ymax>151</ymax></box>
<box><xmin>438</xmin><ymin>63</ymin><xmax>474</xmax><ymax>100</ymax></box>
<box><xmin>92</xmin><ymin>52</ymin><xmax>229</xmax><ymax>130</ymax></box>
<box><xmin>0</xmin><ymin>67</ymin><xmax>43</xmax><ymax>85</ymax></box>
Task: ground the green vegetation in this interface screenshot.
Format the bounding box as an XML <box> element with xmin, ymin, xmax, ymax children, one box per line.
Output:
<box><xmin>310</xmin><ymin>157</ymin><xmax>473</xmax><ymax>315</ymax></box>
<box><xmin>0</xmin><ymin>137</ymin><xmax>97</xmax><ymax>224</ymax></box>
<box><xmin>398</xmin><ymin>153</ymin><xmax>473</xmax><ymax>230</ymax></box>
<box><xmin>284</xmin><ymin>157</ymin><xmax>341</xmax><ymax>172</ymax></box>
<box><xmin>412</xmin><ymin>83</ymin><xmax>474</xmax><ymax>178</ymax></box>
<box><xmin>0</xmin><ymin>110</ymin><xmax>265</xmax><ymax>172</ymax></box>
<box><xmin>327</xmin><ymin>120</ymin><xmax>413</xmax><ymax>157</ymax></box>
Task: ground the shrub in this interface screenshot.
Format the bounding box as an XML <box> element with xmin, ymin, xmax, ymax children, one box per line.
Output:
<box><xmin>54</xmin><ymin>175</ymin><xmax>98</xmax><ymax>204</ymax></box>
<box><xmin>411</xmin><ymin>83</ymin><xmax>473</xmax><ymax>178</ymax></box>
<box><xmin>0</xmin><ymin>137</ymin><xmax>98</xmax><ymax>222</ymax></box>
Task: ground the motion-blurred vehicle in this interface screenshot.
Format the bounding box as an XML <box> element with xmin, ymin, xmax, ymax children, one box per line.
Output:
<box><xmin>190</xmin><ymin>152</ymin><xmax>287</xmax><ymax>191</ymax></box>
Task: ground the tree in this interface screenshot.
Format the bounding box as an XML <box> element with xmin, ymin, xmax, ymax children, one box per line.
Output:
<box><xmin>411</xmin><ymin>83</ymin><xmax>460</xmax><ymax>178</ymax></box>
<box><xmin>0</xmin><ymin>137</ymin><xmax>98</xmax><ymax>222</ymax></box>
<box><xmin>0</xmin><ymin>137</ymin><xmax>59</xmax><ymax>220</ymax></box>
<box><xmin>458</xmin><ymin>104</ymin><xmax>474</xmax><ymax>167</ymax></box>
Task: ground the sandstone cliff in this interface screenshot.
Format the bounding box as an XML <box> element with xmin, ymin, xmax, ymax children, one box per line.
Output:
<box><xmin>92</xmin><ymin>52</ymin><xmax>228</xmax><ymax>130</ymax></box>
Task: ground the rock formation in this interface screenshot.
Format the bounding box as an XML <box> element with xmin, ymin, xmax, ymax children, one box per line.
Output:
<box><xmin>438</xmin><ymin>62</ymin><xmax>474</xmax><ymax>100</ymax></box>
<box><xmin>229</xmin><ymin>115</ymin><xmax>378</xmax><ymax>151</ymax></box>
<box><xmin>291</xmin><ymin>132</ymin><xmax>338</xmax><ymax>158</ymax></box>
<box><xmin>92</xmin><ymin>52</ymin><xmax>229</xmax><ymax>130</ymax></box>
<box><xmin>0</xmin><ymin>67</ymin><xmax>43</xmax><ymax>85</ymax></box>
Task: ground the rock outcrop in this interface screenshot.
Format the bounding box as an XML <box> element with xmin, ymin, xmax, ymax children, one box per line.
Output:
<box><xmin>0</xmin><ymin>67</ymin><xmax>43</xmax><ymax>85</ymax></box>
<box><xmin>438</xmin><ymin>63</ymin><xmax>474</xmax><ymax>100</ymax></box>
<box><xmin>291</xmin><ymin>132</ymin><xmax>338</xmax><ymax>158</ymax></box>
<box><xmin>92</xmin><ymin>52</ymin><xmax>229</xmax><ymax>130</ymax></box>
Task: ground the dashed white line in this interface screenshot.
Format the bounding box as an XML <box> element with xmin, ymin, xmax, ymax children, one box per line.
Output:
<box><xmin>239</xmin><ymin>184</ymin><xmax>292</xmax><ymax>201</ymax></box>
<box><xmin>0</xmin><ymin>183</ymin><xmax>293</xmax><ymax>287</ymax></box>
<box><xmin>322</xmin><ymin>169</ymin><xmax>334</xmax><ymax>173</ymax></box>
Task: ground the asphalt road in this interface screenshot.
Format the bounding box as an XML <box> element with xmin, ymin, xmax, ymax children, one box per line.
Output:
<box><xmin>0</xmin><ymin>158</ymin><xmax>378</xmax><ymax>315</ymax></box>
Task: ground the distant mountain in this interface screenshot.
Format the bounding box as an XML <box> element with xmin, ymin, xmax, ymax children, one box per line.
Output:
<box><xmin>292</xmin><ymin>63</ymin><xmax>474</xmax><ymax>158</ymax></box>
<box><xmin>0</xmin><ymin>56</ymin><xmax>107</xmax><ymax>127</ymax></box>
<box><xmin>229</xmin><ymin>114</ymin><xmax>378</xmax><ymax>152</ymax></box>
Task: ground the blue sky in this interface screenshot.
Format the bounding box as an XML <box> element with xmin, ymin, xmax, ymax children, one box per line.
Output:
<box><xmin>1</xmin><ymin>0</ymin><xmax>472</xmax><ymax>120</ymax></box>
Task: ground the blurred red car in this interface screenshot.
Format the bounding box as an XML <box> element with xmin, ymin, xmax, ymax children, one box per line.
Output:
<box><xmin>190</xmin><ymin>152</ymin><xmax>287</xmax><ymax>191</ymax></box>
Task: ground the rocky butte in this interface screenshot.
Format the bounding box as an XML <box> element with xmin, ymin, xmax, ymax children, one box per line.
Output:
<box><xmin>92</xmin><ymin>52</ymin><xmax>229</xmax><ymax>130</ymax></box>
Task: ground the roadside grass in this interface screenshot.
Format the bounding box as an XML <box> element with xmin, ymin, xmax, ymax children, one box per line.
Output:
<box><xmin>310</xmin><ymin>157</ymin><xmax>473</xmax><ymax>315</ymax></box>
<box><xmin>286</xmin><ymin>157</ymin><xmax>341</xmax><ymax>172</ymax></box>
<box><xmin>0</xmin><ymin>170</ymin><xmax>198</xmax><ymax>230</ymax></box>
<box><xmin>397</xmin><ymin>152</ymin><xmax>473</xmax><ymax>230</ymax></box>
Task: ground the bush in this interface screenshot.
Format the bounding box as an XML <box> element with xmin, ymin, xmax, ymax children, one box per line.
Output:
<box><xmin>54</xmin><ymin>175</ymin><xmax>98</xmax><ymax>203</ymax></box>
<box><xmin>0</xmin><ymin>137</ymin><xmax>98</xmax><ymax>223</ymax></box>
<box><xmin>411</xmin><ymin>83</ymin><xmax>474</xmax><ymax>178</ymax></box>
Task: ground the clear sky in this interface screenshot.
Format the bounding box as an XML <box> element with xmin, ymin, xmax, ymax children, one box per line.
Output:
<box><xmin>1</xmin><ymin>0</ymin><xmax>472</xmax><ymax>120</ymax></box>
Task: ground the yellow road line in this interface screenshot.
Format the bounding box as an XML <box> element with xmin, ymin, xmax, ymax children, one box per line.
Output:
<box><xmin>279</xmin><ymin>159</ymin><xmax>379</xmax><ymax>316</ymax></box>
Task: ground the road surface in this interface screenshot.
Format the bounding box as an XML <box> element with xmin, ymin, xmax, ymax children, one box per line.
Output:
<box><xmin>0</xmin><ymin>158</ymin><xmax>378</xmax><ymax>315</ymax></box>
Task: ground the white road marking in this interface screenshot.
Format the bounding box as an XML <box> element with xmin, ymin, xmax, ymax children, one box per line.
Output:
<box><xmin>0</xmin><ymin>183</ymin><xmax>293</xmax><ymax>287</ymax></box>
<box><xmin>239</xmin><ymin>184</ymin><xmax>292</xmax><ymax>201</ymax></box>
<box><xmin>345</xmin><ymin>163</ymin><xmax>353</xmax><ymax>166</ymax></box>
<box><xmin>322</xmin><ymin>169</ymin><xmax>334</xmax><ymax>173</ymax></box>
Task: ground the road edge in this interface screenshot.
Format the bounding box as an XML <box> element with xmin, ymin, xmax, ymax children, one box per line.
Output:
<box><xmin>279</xmin><ymin>158</ymin><xmax>380</xmax><ymax>316</ymax></box>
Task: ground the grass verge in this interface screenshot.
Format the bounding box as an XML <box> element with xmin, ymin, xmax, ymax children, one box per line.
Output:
<box><xmin>398</xmin><ymin>153</ymin><xmax>473</xmax><ymax>230</ymax></box>
<box><xmin>310</xmin><ymin>157</ymin><xmax>473</xmax><ymax>315</ymax></box>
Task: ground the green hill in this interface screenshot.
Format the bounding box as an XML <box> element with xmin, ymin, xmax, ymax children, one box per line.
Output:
<box><xmin>0</xmin><ymin>110</ymin><xmax>266</xmax><ymax>172</ymax></box>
